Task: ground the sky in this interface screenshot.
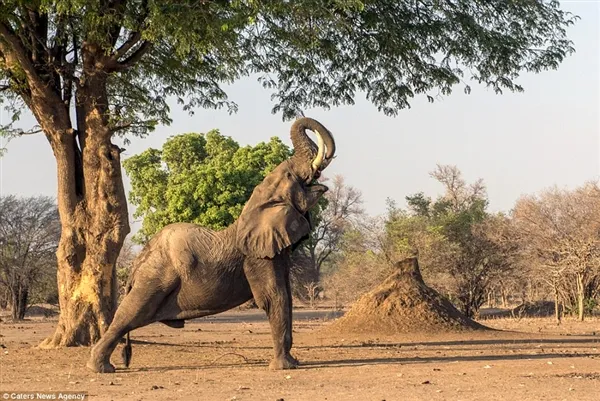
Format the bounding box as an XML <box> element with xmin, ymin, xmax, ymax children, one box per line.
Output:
<box><xmin>1</xmin><ymin>1</ymin><xmax>599</xmax><ymax>237</ymax></box>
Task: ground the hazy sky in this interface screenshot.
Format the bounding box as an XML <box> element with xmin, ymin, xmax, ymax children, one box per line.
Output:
<box><xmin>1</xmin><ymin>1</ymin><xmax>598</xmax><ymax>236</ymax></box>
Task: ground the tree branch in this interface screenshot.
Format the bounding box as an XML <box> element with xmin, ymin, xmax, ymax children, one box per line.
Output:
<box><xmin>107</xmin><ymin>0</ymin><xmax>129</xmax><ymax>49</ymax></box>
<box><xmin>2</xmin><ymin>125</ymin><xmax>44</xmax><ymax>137</ymax></box>
<box><xmin>110</xmin><ymin>119</ymin><xmax>156</xmax><ymax>132</ymax></box>
<box><xmin>110</xmin><ymin>40</ymin><xmax>152</xmax><ymax>71</ymax></box>
<box><xmin>0</xmin><ymin>22</ymin><xmax>47</xmax><ymax>95</ymax></box>
<box><xmin>112</xmin><ymin>31</ymin><xmax>142</xmax><ymax>61</ymax></box>
<box><xmin>23</xmin><ymin>5</ymin><xmax>48</xmax><ymax>66</ymax></box>
<box><xmin>109</xmin><ymin>0</ymin><xmax>149</xmax><ymax>67</ymax></box>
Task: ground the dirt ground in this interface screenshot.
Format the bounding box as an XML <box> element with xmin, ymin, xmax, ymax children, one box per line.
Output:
<box><xmin>1</xmin><ymin>308</ymin><xmax>599</xmax><ymax>401</ymax></box>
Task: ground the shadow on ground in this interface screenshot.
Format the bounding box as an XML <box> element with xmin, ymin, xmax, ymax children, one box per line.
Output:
<box><xmin>124</xmin><ymin>349</ymin><xmax>598</xmax><ymax>373</ymax></box>
<box><xmin>192</xmin><ymin>309</ymin><xmax>344</xmax><ymax>324</ymax></box>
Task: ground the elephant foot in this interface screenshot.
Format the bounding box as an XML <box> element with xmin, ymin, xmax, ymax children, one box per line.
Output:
<box><xmin>86</xmin><ymin>358</ymin><xmax>116</xmax><ymax>373</ymax></box>
<box><xmin>269</xmin><ymin>354</ymin><xmax>299</xmax><ymax>370</ymax></box>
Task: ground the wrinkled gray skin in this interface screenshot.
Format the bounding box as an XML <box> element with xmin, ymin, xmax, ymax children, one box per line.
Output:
<box><xmin>86</xmin><ymin>117</ymin><xmax>336</xmax><ymax>373</ymax></box>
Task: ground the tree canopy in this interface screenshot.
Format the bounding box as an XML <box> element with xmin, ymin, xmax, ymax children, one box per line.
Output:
<box><xmin>124</xmin><ymin>130</ymin><xmax>291</xmax><ymax>242</ymax></box>
<box><xmin>1</xmin><ymin>0</ymin><xmax>578</xmax><ymax>139</ymax></box>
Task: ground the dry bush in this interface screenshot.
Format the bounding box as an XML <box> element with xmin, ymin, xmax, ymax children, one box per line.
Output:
<box><xmin>512</xmin><ymin>181</ymin><xmax>600</xmax><ymax>321</ymax></box>
<box><xmin>292</xmin><ymin>175</ymin><xmax>364</xmax><ymax>299</ymax></box>
<box><xmin>116</xmin><ymin>238</ymin><xmax>139</xmax><ymax>300</ymax></box>
<box><xmin>322</xmin><ymin>216</ymin><xmax>395</xmax><ymax>308</ymax></box>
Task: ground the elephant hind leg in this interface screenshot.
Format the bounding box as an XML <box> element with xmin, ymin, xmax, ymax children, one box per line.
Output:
<box><xmin>86</xmin><ymin>283</ymin><xmax>173</xmax><ymax>373</ymax></box>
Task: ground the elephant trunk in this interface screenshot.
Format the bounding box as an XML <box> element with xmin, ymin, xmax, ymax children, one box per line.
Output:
<box><xmin>289</xmin><ymin>117</ymin><xmax>336</xmax><ymax>172</ymax></box>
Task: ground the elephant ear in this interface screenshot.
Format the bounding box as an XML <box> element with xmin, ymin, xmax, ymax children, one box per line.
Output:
<box><xmin>236</xmin><ymin>202</ymin><xmax>310</xmax><ymax>259</ymax></box>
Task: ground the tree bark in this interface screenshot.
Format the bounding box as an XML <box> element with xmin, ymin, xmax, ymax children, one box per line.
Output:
<box><xmin>45</xmin><ymin>145</ymin><xmax>127</xmax><ymax>344</ymax></box>
<box><xmin>39</xmin><ymin>129</ymin><xmax>129</xmax><ymax>347</ymax></box>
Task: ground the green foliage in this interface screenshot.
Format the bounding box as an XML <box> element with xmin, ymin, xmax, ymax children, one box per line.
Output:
<box><xmin>1</xmin><ymin>0</ymin><xmax>578</xmax><ymax>138</ymax></box>
<box><xmin>246</xmin><ymin>0</ymin><xmax>578</xmax><ymax>118</ymax></box>
<box><xmin>123</xmin><ymin>130</ymin><xmax>292</xmax><ymax>243</ymax></box>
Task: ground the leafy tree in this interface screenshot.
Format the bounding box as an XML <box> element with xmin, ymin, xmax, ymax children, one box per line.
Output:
<box><xmin>385</xmin><ymin>165</ymin><xmax>516</xmax><ymax>317</ymax></box>
<box><xmin>0</xmin><ymin>0</ymin><xmax>577</xmax><ymax>346</ymax></box>
<box><xmin>0</xmin><ymin>196</ymin><xmax>60</xmax><ymax>320</ymax></box>
<box><xmin>124</xmin><ymin>131</ymin><xmax>292</xmax><ymax>243</ymax></box>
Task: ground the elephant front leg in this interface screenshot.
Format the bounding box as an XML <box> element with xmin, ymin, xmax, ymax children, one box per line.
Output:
<box><xmin>244</xmin><ymin>257</ymin><xmax>298</xmax><ymax>370</ymax></box>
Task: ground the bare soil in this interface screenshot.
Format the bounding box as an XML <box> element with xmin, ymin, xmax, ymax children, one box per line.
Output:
<box><xmin>1</xmin><ymin>308</ymin><xmax>599</xmax><ymax>401</ymax></box>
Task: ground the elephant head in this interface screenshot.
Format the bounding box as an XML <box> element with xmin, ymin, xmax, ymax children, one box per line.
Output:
<box><xmin>236</xmin><ymin>117</ymin><xmax>336</xmax><ymax>259</ymax></box>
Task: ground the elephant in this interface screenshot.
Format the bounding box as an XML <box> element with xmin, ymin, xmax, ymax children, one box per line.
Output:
<box><xmin>86</xmin><ymin>117</ymin><xmax>336</xmax><ymax>373</ymax></box>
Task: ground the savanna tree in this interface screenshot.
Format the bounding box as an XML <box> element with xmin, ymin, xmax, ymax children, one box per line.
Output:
<box><xmin>0</xmin><ymin>196</ymin><xmax>60</xmax><ymax>320</ymax></box>
<box><xmin>385</xmin><ymin>165</ymin><xmax>517</xmax><ymax>317</ymax></box>
<box><xmin>512</xmin><ymin>182</ymin><xmax>600</xmax><ymax>321</ymax></box>
<box><xmin>0</xmin><ymin>0</ymin><xmax>578</xmax><ymax>346</ymax></box>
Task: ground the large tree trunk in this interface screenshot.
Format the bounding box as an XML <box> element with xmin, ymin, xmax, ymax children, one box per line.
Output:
<box><xmin>0</xmin><ymin>17</ymin><xmax>129</xmax><ymax>345</ymax></box>
<box><xmin>40</xmin><ymin>129</ymin><xmax>129</xmax><ymax>347</ymax></box>
<box><xmin>33</xmin><ymin>64</ymin><xmax>129</xmax><ymax>348</ymax></box>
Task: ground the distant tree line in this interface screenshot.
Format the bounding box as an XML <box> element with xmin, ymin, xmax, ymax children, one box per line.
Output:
<box><xmin>324</xmin><ymin>165</ymin><xmax>600</xmax><ymax>322</ymax></box>
<box><xmin>5</xmin><ymin>149</ymin><xmax>598</xmax><ymax>324</ymax></box>
<box><xmin>0</xmin><ymin>196</ymin><xmax>60</xmax><ymax>320</ymax></box>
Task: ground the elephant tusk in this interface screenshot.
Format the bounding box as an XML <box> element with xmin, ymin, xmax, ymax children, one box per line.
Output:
<box><xmin>311</xmin><ymin>130</ymin><xmax>326</xmax><ymax>172</ymax></box>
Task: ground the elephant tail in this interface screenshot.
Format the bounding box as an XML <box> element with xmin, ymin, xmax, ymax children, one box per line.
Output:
<box><xmin>121</xmin><ymin>282</ymin><xmax>133</xmax><ymax>368</ymax></box>
<box><xmin>122</xmin><ymin>331</ymin><xmax>132</xmax><ymax>367</ymax></box>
